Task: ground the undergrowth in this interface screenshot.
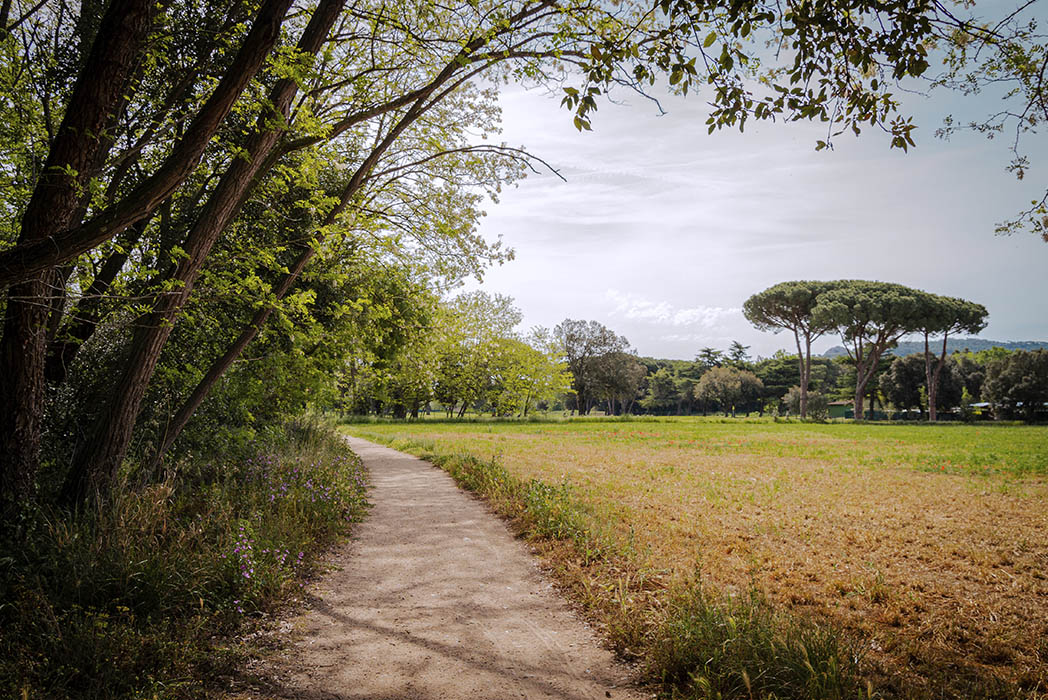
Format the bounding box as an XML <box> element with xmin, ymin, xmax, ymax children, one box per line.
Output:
<box><xmin>0</xmin><ymin>419</ymin><xmax>368</xmax><ymax>699</ymax></box>
<box><xmin>356</xmin><ymin>431</ymin><xmax>866</xmax><ymax>700</ymax></box>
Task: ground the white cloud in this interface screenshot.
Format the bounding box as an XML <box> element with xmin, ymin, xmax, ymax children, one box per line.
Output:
<box><xmin>606</xmin><ymin>289</ymin><xmax>740</xmax><ymax>328</ymax></box>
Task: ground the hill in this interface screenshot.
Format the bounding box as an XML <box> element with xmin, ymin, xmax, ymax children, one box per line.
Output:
<box><xmin>822</xmin><ymin>338</ymin><xmax>1048</xmax><ymax>358</ymax></box>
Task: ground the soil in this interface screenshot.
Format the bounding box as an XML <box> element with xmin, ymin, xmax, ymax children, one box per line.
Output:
<box><xmin>233</xmin><ymin>436</ymin><xmax>647</xmax><ymax>699</ymax></box>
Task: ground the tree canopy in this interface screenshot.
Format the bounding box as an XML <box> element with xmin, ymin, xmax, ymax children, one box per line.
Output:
<box><xmin>743</xmin><ymin>281</ymin><xmax>841</xmax><ymax>418</ymax></box>
<box><xmin>747</xmin><ymin>280</ymin><xmax>989</xmax><ymax>420</ymax></box>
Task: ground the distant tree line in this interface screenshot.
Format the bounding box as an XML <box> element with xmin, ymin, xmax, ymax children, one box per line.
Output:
<box><xmin>339</xmin><ymin>292</ymin><xmax>570</xmax><ymax>418</ymax></box>
<box><xmin>880</xmin><ymin>348</ymin><xmax>1048</xmax><ymax>422</ymax></box>
<box><xmin>343</xmin><ymin>294</ymin><xmax>1047</xmax><ymax>423</ymax></box>
<box><xmin>594</xmin><ymin>343</ymin><xmax>1048</xmax><ymax>422</ymax></box>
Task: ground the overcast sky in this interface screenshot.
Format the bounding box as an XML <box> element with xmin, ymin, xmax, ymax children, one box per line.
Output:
<box><xmin>463</xmin><ymin>81</ymin><xmax>1048</xmax><ymax>360</ymax></box>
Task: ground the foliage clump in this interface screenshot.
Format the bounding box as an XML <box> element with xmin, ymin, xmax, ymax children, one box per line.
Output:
<box><xmin>0</xmin><ymin>420</ymin><xmax>368</xmax><ymax>699</ymax></box>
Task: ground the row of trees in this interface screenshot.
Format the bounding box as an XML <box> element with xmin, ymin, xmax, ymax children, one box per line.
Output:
<box><xmin>587</xmin><ymin>342</ymin><xmax>1046</xmax><ymax>421</ymax></box>
<box><xmin>634</xmin><ymin>347</ymin><xmax>839</xmax><ymax>417</ymax></box>
<box><xmin>881</xmin><ymin>349</ymin><xmax>1048</xmax><ymax>422</ymax></box>
<box><xmin>743</xmin><ymin>281</ymin><xmax>988</xmax><ymax>420</ymax></box>
<box><xmin>339</xmin><ymin>292</ymin><xmax>570</xmax><ymax>418</ymax></box>
<box><xmin>335</xmin><ymin>298</ymin><xmax>1044</xmax><ymax>421</ymax></box>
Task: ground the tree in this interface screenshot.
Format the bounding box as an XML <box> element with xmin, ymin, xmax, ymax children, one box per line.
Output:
<box><xmin>933</xmin><ymin>4</ymin><xmax>1048</xmax><ymax>241</ymax></box>
<box><xmin>696</xmin><ymin>347</ymin><xmax>725</xmax><ymax>369</ymax></box>
<box><xmin>951</xmin><ymin>352</ymin><xmax>987</xmax><ymax>401</ymax></box>
<box><xmin>982</xmin><ymin>350</ymin><xmax>1048</xmax><ymax>422</ymax></box>
<box><xmin>879</xmin><ymin>354</ymin><xmax>929</xmax><ymax>417</ymax></box>
<box><xmin>727</xmin><ymin>340</ymin><xmax>751</xmax><ymax>368</ymax></box>
<box><xmin>0</xmin><ymin>0</ymin><xmax>172</xmax><ymax>516</ymax></box>
<box><xmin>553</xmin><ymin>320</ymin><xmax>630</xmax><ymax>414</ymax></box>
<box><xmin>430</xmin><ymin>292</ymin><xmax>524</xmax><ymax>417</ymax></box>
<box><xmin>519</xmin><ymin>327</ymin><xmax>573</xmax><ymax>416</ymax></box>
<box><xmin>639</xmin><ymin>367</ymin><xmax>679</xmax><ymax>414</ymax></box>
<box><xmin>694</xmin><ymin>366</ymin><xmax>763</xmax><ymax>417</ymax></box>
<box><xmin>589</xmin><ymin>351</ymin><xmax>646</xmax><ymax>415</ymax></box>
<box><xmin>812</xmin><ymin>281</ymin><xmax>928</xmax><ymax>420</ymax></box>
<box><xmin>754</xmin><ymin>352</ymin><xmax>796</xmax><ymax>412</ymax></box>
<box><xmin>743</xmin><ymin>281</ymin><xmax>840</xmax><ymax>418</ymax></box>
<box><xmin>914</xmin><ymin>296</ymin><xmax>988</xmax><ymax>421</ymax></box>
<box><xmin>879</xmin><ymin>353</ymin><xmax>962</xmax><ymax>419</ymax></box>
<box><xmin>784</xmin><ymin>386</ymin><xmax>829</xmax><ymax>419</ymax></box>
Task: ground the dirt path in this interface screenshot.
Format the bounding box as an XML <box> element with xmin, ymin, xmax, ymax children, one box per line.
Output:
<box><xmin>250</xmin><ymin>436</ymin><xmax>647</xmax><ymax>699</ymax></box>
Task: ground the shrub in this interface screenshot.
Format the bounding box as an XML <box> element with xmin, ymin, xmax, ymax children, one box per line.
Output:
<box><xmin>0</xmin><ymin>421</ymin><xmax>368</xmax><ymax>699</ymax></box>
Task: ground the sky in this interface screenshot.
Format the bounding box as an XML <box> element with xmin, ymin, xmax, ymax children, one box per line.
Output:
<box><xmin>463</xmin><ymin>79</ymin><xmax>1048</xmax><ymax>361</ymax></box>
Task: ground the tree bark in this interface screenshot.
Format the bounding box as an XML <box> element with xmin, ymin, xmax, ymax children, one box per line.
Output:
<box><xmin>852</xmin><ymin>342</ymin><xmax>869</xmax><ymax>420</ymax></box>
<box><xmin>0</xmin><ymin>0</ymin><xmax>157</xmax><ymax>521</ymax></box>
<box><xmin>924</xmin><ymin>331</ymin><xmax>949</xmax><ymax>422</ymax></box>
<box><xmin>792</xmin><ymin>328</ymin><xmax>806</xmax><ymax>418</ymax></box>
<box><xmin>853</xmin><ymin>347</ymin><xmax>884</xmax><ymax>420</ymax></box>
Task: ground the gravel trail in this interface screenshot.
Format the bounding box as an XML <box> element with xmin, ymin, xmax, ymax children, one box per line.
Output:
<box><xmin>254</xmin><ymin>436</ymin><xmax>646</xmax><ymax>700</ymax></box>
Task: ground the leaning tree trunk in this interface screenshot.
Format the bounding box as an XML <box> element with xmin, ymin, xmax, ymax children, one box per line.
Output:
<box><xmin>60</xmin><ymin>0</ymin><xmax>302</xmax><ymax>504</ymax></box>
<box><xmin>853</xmin><ymin>347</ymin><xmax>885</xmax><ymax>421</ymax></box>
<box><xmin>0</xmin><ymin>0</ymin><xmax>156</xmax><ymax>521</ymax></box>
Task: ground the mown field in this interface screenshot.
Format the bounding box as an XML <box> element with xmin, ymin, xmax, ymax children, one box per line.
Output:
<box><xmin>344</xmin><ymin>418</ymin><xmax>1048</xmax><ymax>699</ymax></box>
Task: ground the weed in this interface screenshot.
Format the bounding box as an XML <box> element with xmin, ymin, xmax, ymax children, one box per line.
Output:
<box><xmin>652</xmin><ymin>582</ymin><xmax>863</xmax><ymax>700</ymax></box>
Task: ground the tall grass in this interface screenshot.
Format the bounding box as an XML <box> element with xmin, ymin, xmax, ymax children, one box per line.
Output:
<box><xmin>358</xmin><ymin>431</ymin><xmax>866</xmax><ymax>700</ymax></box>
<box><xmin>0</xmin><ymin>419</ymin><xmax>368</xmax><ymax>699</ymax></box>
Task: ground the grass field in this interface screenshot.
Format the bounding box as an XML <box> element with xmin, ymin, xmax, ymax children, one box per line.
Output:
<box><xmin>343</xmin><ymin>418</ymin><xmax>1048</xmax><ymax>699</ymax></box>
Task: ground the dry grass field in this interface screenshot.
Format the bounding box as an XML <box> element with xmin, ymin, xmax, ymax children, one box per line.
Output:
<box><xmin>344</xmin><ymin>418</ymin><xmax>1048</xmax><ymax>698</ymax></box>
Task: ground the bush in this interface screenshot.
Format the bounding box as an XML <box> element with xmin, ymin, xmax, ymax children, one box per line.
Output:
<box><xmin>0</xmin><ymin>421</ymin><xmax>368</xmax><ymax>699</ymax></box>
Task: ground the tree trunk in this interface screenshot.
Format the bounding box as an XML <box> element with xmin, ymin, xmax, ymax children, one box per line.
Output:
<box><xmin>793</xmin><ymin>328</ymin><xmax>808</xmax><ymax>418</ymax></box>
<box><xmin>45</xmin><ymin>222</ymin><xmax>148</xmax><ymax>384</ymax></box>
<box><xmin>59</xmin><ymin>0</ymin><xmax>307</xmax><ymax>504</ymax></box>
<box><xmin>924</xmin><ymin>332</ymin><xmax>949</xmax><ymax>422</ymax></box>
<box><xmin>853</xmin><ymin>391</ymin><xmax>865</xmax><ymax>421</ymax></box>
<box><xmin>0</xmin><ymin>0</ymin><xmax>157</xmax><ymax>520</ymax></box>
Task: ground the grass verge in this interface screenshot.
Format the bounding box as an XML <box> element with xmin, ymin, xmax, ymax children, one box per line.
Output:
<box><xmin>0</xmin><ymin>418</ymin><xmax>369</xmax><ymax>699</ymax></box>
<box><xmin>355</xmin><ymin>431</ymin><xmax>867</xmax><ymax>700</ymax></box>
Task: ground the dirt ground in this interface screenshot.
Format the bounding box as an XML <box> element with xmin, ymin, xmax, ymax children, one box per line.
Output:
<box><xmin>232</xmin><ymin>437</ymin><xmax>647</xmax><ymax>699</ymax></box>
